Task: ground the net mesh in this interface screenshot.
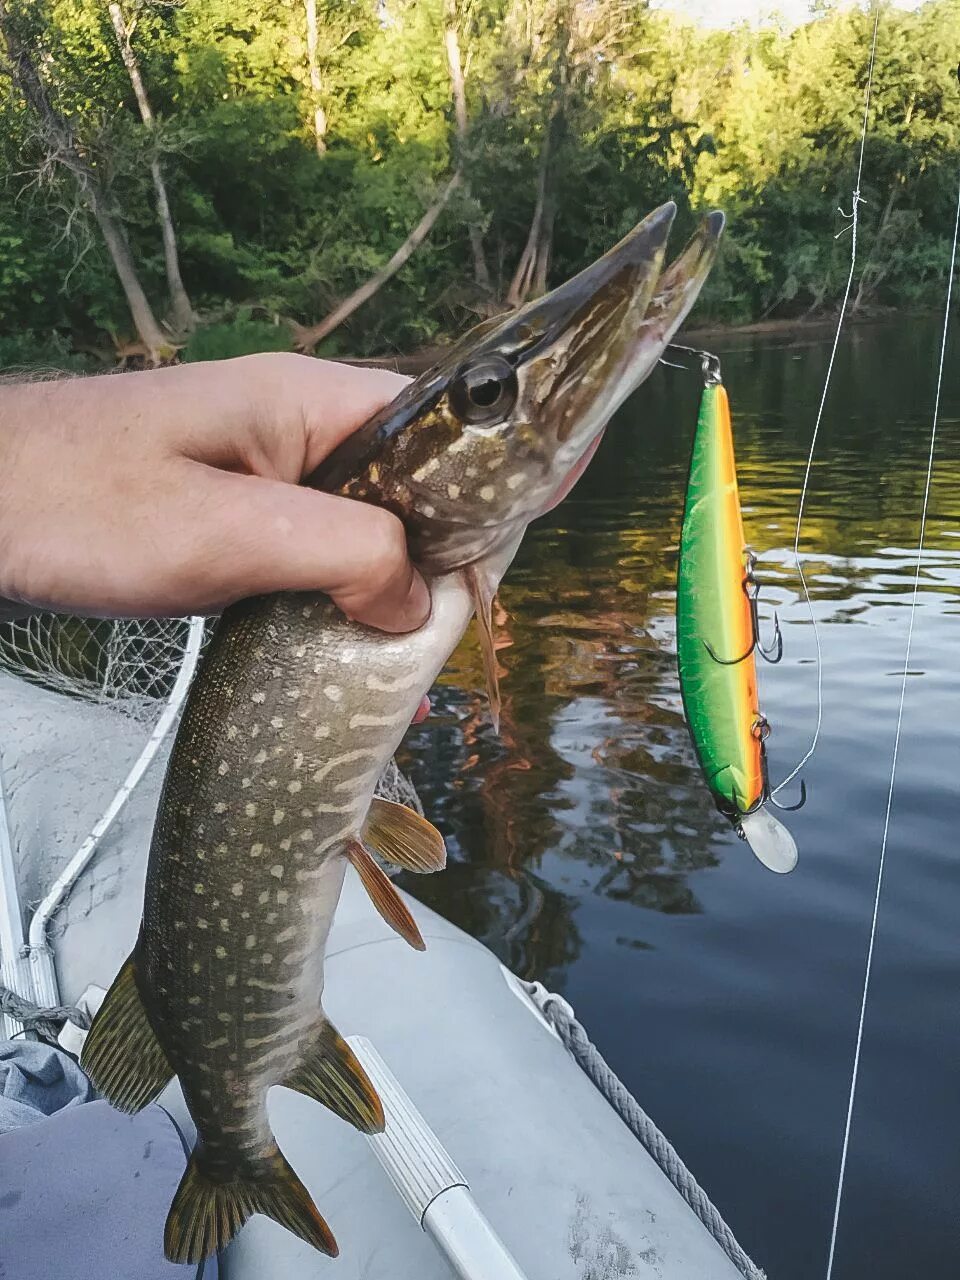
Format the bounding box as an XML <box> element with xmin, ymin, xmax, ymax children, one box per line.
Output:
<box><xmin>0</xmin><ymin>613</ymin><xmax>202</xmax><ymax>717</ymax></box>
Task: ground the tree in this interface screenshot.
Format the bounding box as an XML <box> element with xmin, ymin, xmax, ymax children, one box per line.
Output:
<box><xmin>108</xmin><ymin>0</ymin><xmax>193</xmax><ymax>333</ymax></box>
<box><xmin>0</xmin><ymin>0</ymin><xmax>172</xmax><ymax>362</ymax></box>
<box><xmin>442</xmin><ymin>0</ymin><xmax>490</xmax><ymax>290</ymax></box>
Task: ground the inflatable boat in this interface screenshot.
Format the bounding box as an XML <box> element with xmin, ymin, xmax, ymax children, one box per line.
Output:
<box><xmin>0</xmin><ymin>652</ymin><xmax>763</xmax><ymax>1280</ymax></box>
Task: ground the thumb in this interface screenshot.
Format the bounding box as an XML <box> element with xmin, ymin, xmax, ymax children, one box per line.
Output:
<box><xmin>178</xmin><ymin>467</ymin><xmax>431</xmax><ymax>633</ymax></box>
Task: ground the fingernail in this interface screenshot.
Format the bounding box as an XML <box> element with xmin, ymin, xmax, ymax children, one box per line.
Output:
<box><xmin>402</xmin><ymin>570</ymin><xmax>431</xmax><ymax>631</ymax></box>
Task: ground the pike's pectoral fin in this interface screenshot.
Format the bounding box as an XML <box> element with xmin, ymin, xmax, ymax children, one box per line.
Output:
<box><xmin>465</xmin><ymin>563</ymin><xmax>502</xmax><ymax>734</ymax></box>
<box><xmin>80</xmin><ymin>952</ymin><xmax>172</xmax><ymax>1113</ymax></box>
<box><xmin>281</xmin><ymin>1015</ymin><xmax>385</xmax><ymax>1134</ymax></box>
<box><xmin>164</xmin><ymin>1144</ymin><xmax>337</xmax><ymax>1263</ymax></box>
<box><xmin>363</xmin><ymin>796</ymin><xmax>446</xmax><ymax>873</ymax></box>
<box><xmin>740</xmin><ymin>807</ymin><xmax>798</xmax><ymax>875</ymax></box>
<box><xmin>347</xmin><ymin>840</ymin><xmax>426</xmax><ymax>950</ymax></box>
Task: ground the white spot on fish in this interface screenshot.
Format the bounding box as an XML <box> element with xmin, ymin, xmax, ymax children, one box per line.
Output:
<box><xmin>447</xmin><ymin>483</ymin><xmax>461</xmax><ymax>499</ymax></box>
<box><xmin>227</xmin><ymin>724</ymin><xmax>238</xmax><ymax>740</ymax></box>
<box><xmin>258</xmin><ymin>890</ymin><xmax>270</xmax><ymax>905</ymax></box>
<box><xmin>271</xmin><ymin>717</ymin><xmax>283</xmax><ymax>730</ymax></box>
<box><xmin>269</xmin><ymin>864</ymin><xmax>284</xmax><ymax>880</ymax></box>
<box><xmin>245</xmin><ymin>934</ymin><xmax>257</xmax><ymax>950</ymax></box>
<box><xmin>480</xmin><ymin>485</ymin><xmax>496</xmax><ymax>501</ymax></box>
<box><xmin>251</xmin><ymin>691</ymin><xmax>266</xmax><ymax>704</ymax></box>
<box><xmin>245</xmin><ymin>802</ymin><xmax>257</xmax><ymax>818</ymax></box>
<box><xmin>253</xmin><ymin>748</ymin><xmax>268</xmax><ymax>765</ymax></box>
<box><xmin>231</xmin><ymin>882</ymin><xmax>243</xmax><ymax>897</ymax></box>
<box><xmin>215</xmin><ymin>945</ymin><xmax>227</xmax><ymax>959</ymax></box>
<box><xmin>311</xmin><ymin>748</ymin><xmax>378</xmax><ymax>783</ymax></box>
<box><xmin>507</xmin><ymin>472</ymin><xmax>525</xmax><ymax>490</ymax></box>
<box><xmin>250</xmin><ymin>843</ymin><xmax>264</xmax><ymax>857</ymax></box>
<box><xmin>273</xmin><ymin>808</ymin><xmax>285</xmax><ymax>825</ymax></box>
<box><xmin>287</xmin><ymin>780</ymin><xmax>302</xmax><ymax>795</ymax></box>
<box><xmin>276</xmin><ymin>889</ymin><xmax>289</xmax><ymax>905</ymax></box>
<box><xmin>214</xmin><ymin>801</ymin><xmax>227</xmax><ymax>814</ymax></box>
<box><xmin>366</xmin><ymin>672</ymin><xmax>419</xmax><ymax>693</ymax></box>
<box><xmin>323</xmin><ymin>685</ymin><xmax>343</xmax><ymax>702</ymax></box>
<box><xmin>314</xmin><ymin>724</ymin><xmax>331</xmax><ymax>740</ymax></box>
<box><xmin>413</xmin><ymin>456</ymin><xmax>440</xmax><ymax>480</ymax></box>
<box><xmin>217</xmin><ymin>762</ymin><xmax>229</xmax><ymax>776</ymax></box>
<box><xmin>279</xmin><ymin>837</ymin><xmax>292</xmax><ymax>852</ymax></box>
<box><xmin>350</xmin><ymin>711</ymin><xmax>405</xmax><ymax>728</ymax></box>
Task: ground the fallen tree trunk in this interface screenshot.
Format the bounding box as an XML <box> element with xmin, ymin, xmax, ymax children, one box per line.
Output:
<box><xmin>290</xmin><ymin>171</ymin><xmax>462</xmax><ymax>354</ymax></box>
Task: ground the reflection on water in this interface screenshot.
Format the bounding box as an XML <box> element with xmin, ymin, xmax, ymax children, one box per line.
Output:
<box><xmin>400</xmin><ymin>318</ymin><xmax>960</xmax><ymax>1280</ymax></box>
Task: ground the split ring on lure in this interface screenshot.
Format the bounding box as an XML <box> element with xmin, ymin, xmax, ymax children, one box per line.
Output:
<box><xmin>674</xmin><ymin>361</ymin><xmax>803</xmax><ymax>874</ymax></box>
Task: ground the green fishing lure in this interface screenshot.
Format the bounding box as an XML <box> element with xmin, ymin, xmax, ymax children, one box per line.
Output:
<box><xmin>675</xmin><ymin>360</ymin><xmax>801</xmax><ymax>873</ymax></box>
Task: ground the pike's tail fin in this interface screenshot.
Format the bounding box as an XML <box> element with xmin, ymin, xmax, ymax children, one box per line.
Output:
<box><xmin>164</xmin><ymin>1145</ymin><xmax>337</xmax><ymax>1263</ymax></box>
<box><xmin>740</xmin><ymin>807</ymin><xmax>798</xmax><ymax>874</ymax></box>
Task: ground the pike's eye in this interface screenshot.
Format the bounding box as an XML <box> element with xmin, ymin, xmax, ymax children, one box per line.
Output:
<box><xmin>449</xmin><ymin>356</ymin><xmax>518</xmax><ymax>426</ymax></box>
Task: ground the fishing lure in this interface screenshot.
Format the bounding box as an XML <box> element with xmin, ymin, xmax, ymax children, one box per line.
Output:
<box><xmin>674</xmin><ymin>352</ymin><xmax>802</xmax><ymax>873</ymax></box>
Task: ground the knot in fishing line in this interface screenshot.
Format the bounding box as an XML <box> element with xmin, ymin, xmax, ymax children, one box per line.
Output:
<box><xmin>835</xmin><ymin>188</ymin><xmax>867</xmax><ymax>239</ymax></box>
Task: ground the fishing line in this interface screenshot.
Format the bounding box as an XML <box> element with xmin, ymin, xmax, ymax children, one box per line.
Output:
<box><xmin>823</xmin><ymin>131</ymin><xmax>960</xmax><ymax>1280</ymax></box>
<box><xmin>771</xmin><ymin>2</ymin><xmax>882</xmax><ymax>796</ymax></box>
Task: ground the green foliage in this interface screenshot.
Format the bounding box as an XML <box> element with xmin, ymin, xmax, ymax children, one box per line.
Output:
<box><xmin>182</xmin><ymin>315</ymin><xmax>292</xmax><ymax>362</ymax></box>
<box><xmin>0</xmin><ymin>0</ymin><xmax>957</xmax><ymax>368</ymax></box>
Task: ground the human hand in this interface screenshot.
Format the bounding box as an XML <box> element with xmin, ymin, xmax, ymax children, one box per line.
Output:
<box><xmin>0</xmin><ymin>354</ymin><xmax>430</xmax><ymax>633</ymax></box>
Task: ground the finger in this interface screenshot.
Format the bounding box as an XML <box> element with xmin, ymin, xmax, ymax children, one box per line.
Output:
<box><xmin>171</xmin><ymin>465</ymin><xmax>431</xmax><ymax>633</ymax></box>
<box><xmin>250</xmin><ymin>354</ymin><xmax>411</xmax><ymax>476</ymax></box>
<box><xmin>411</xmin><ymin>695</ymin><xmax>431</xmax><ymax>725</ymax></box>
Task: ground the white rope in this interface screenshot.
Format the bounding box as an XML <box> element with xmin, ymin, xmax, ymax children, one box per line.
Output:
<box><xmin>773</xmin><ymin>3</ymin><xmax>881</xmax><ymax>796</ymax></box>
<box><xmin>824</xmin><ymin>162</ymin><xmax>960</xmax><ymax>1280</ymax></box>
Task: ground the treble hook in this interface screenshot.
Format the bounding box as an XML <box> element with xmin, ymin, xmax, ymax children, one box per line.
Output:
<box><xmin>703</xmin><ymin>552</ymin><xmax>783</xmax><ymax>665</ymax></box>
<box><xmin>756</xmin><ymin>718</ymin><xmax>808</xmax><ymax>812</ymax></box>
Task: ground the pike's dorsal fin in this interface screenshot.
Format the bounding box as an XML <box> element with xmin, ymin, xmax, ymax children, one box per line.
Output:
<box><xmin>465</xmin><ymin>564</ymin><xmax>502</xmax><ymax>733</ymax></box>
<box><xmin>347</xmin><ymin>840</ymin><xmax>426</xmax><ymax>950</ymax></box>
<box><xmin>281</xmin><ymin>1016</ymin><xmax>385</xmax><ymax>1134</ymax></box>
<box><xmin>363</xmin><ymin>797</ymin><xmax>446</xmax><ymax>873</ymax></box>
<box><xmin>740</xmin><ymin>807</ymin><xmax>798</xmax><ymax>875</ymax></box>
<box><xmin>80</xmin><ymin>953</ymin><xmax>172</xmax><ymax>1113</ymax></box>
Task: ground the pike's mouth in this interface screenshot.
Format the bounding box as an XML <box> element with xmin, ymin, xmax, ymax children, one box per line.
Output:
<box><xmin>541</xmin><ymin>432</ymin><xmax>606</xmax><ymax>516</ymax></box>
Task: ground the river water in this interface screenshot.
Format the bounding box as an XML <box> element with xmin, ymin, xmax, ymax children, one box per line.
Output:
<box><xmin>399</xmin><ymin>317</ymin><xmax>960</xmax><ymax>1280</ymax></box>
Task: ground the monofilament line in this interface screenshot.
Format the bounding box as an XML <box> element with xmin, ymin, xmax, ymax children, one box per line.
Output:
<box><xmin>773</xmin><ymin>3</ymin><xmax>881</xmax><ymax>796</ymax></box>
<box><xmin>824</xmin><ymin>162</ymin><xmax>960</xmax><ymax>1280</ymax></box>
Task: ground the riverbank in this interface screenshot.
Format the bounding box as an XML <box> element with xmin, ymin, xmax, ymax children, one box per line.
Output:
<box><xmin>342</xmin><ymin>306</ymin><xmax>910</xmax><ymax>376</ymax></box>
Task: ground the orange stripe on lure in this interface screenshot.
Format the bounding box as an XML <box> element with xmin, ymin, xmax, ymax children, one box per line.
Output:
<box><xmin>675</xmin><ymin>356</ymin><xmax>802</xmax><ymax>874</ymax></box>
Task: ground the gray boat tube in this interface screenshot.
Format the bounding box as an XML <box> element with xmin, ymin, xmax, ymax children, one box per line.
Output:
<box><xmin>1</xmin><ymin>673</ymin><xmax>753</xmax><ymax>1279</ymax></box>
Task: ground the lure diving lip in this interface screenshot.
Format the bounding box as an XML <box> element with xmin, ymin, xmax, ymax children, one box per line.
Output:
<box><xmin>675</xmin><ymin>362</ymin><xmax>800</xmax><ymax>874</ymax></box>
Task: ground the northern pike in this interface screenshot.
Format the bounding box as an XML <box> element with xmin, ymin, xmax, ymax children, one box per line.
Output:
<box><xmin>675</xmin><ymin>371</ymin><xmax>800</xmax><ymax>873</ymax></box>
<box><xmin>81</xmin><ymin>200</ymin><xmax>724</xmax><ymax>1263</ymax></box>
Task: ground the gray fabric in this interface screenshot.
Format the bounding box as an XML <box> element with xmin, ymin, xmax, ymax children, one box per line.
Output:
<box><xmin>0</xmin><ymin>1093</ymin><xmax>215</xmax><ymax>1279</ymax></box>
<box><xmin>0</xmin><ymin>1038</ymin><xmax>95</xmax><ymax>1134</ymax></box>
